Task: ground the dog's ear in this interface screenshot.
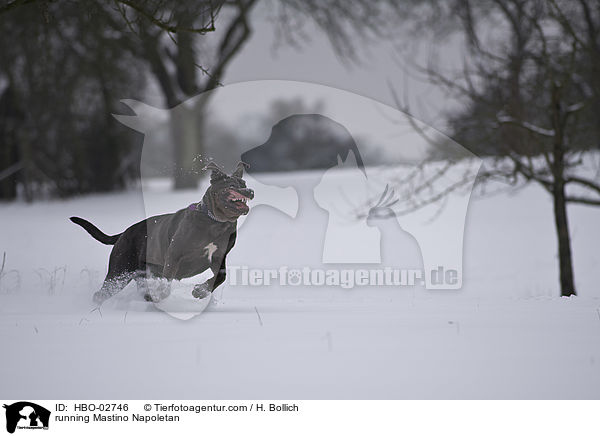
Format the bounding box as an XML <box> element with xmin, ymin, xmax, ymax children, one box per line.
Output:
<box><xmin>203</xmin><ymin>162</ymin><xmax>227</xmax><ymax>182</ymax></box>
<box><xmin>232</xmin><ymin>161</ymin><xmax>250</xmax><ymax>178</ymax></box>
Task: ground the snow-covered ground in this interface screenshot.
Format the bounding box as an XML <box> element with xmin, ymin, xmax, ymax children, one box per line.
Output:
<box><xmin>0</xmin><ymin>171</ymin><xmax>599</xmax><ymax>399</ymax></box>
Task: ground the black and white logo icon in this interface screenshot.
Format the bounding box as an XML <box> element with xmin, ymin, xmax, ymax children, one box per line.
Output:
<box><xmin>3</xmin><ymin>402</ymin><xmax>50</xmax><ymax>434</ymax></box>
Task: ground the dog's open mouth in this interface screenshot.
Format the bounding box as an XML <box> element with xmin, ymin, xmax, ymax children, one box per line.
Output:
<box><xmin>226</xmin><ymin>189</ymin><xmax>253</xmax><ymax>213</ymax></box>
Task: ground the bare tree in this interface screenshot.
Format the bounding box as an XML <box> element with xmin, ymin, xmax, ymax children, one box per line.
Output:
<box><xmin>96</xmin><ymin>0</ymin><xmax>240</xmax><ymax>189</ymax></box>
<box><xmin>108</xmin><ymin>0</ymin><xmax>408</xmax><ymax>189</ymax></box>
<box><xmin>0</xmin><ymin>1</ymin><xmax>148</xmax><ymax>200</ymax></box>
<box><xmin>0</xmin><ymin>0</ymin><xmax>412</xmax><ymax>195</ymax></box>
<box><xmin>391</xmin><ymin>0</ymin><xmax>600</xmax><ymax>296</ymax></box>
<box><xmin>0</xmin><ymin>0</ymin><xmax>232</xmax><ymax>192</ymax></box>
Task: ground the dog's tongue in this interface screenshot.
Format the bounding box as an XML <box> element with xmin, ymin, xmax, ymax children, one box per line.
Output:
<box><xmin>234</xmin><ymin>199</ymin><xmax>249</xmax><ymax>212</ymax></box>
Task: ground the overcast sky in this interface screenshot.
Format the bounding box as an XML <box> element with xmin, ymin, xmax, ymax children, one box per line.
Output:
<box><xmin>225</xmin><ymin>3</ymin><xmax>463</xmax><ymax>130</ymax></box>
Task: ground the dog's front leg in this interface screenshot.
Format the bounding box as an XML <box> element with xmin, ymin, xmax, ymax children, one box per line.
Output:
<box><xmin>192</xmin><ymin>231</ymin><xmax>236</xmax><ymax>299</ymax></box>
<box><xmin>191</xmin><ymin>264</ymin><xmax>222</xmax><ymax>299</ymax></box>
<box><xmin>190</xmin><ymin>262</ymin><xmax>219</xmax><ymax>299</ymax></box>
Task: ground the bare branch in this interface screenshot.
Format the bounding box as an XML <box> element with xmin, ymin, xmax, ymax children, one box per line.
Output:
<box><xmin>366</xmin><ymin>164</ymin><xmax>480</xmax><ymax>220</ymax></box>
<box><xmin>0</xmin><ymin>0</ymin><xmax>37</xmax><ymax>16</ymax></box>
<box><xmin>114</xmin><ymin>0</ymin><xmax>219</xmax><ymax>34</ymax></box>
<box><xmin>565</xmin><ymin>101</ymin><xmax>586</xmax><ymax>113</ymax></box>
<box><xmin>0</xmin><ymin>161</ymin><xmax>23</xmax><ymax>181</ymax></box>
<box><xmin>565</xmin><ymin>196</ymin><xmax>600</xmax><ymax>206</ymax></box>
<box><xmin>202</xmin><ymin>0</ymin><xmax>257</xmax><ymax>92</ymax></box>
<box><xmin>496</xmin><ymin>115</ymin><xmax>556</xmax><ymax>137</ymax></box>
<box><xmin>565</xmin><ymin>175</ymin><xmax>600</xmax><ymax>194</ymax></box>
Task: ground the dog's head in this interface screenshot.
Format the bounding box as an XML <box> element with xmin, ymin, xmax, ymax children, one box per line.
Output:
<box><xmin>241</xmin><ymin>114</ymin><xmax>366</xmax><ymax>182</ymax></box>
<box><xmin>202</xmin><ymin>162</ymin><xmax>254</xmax><ymax>222</ymax></box>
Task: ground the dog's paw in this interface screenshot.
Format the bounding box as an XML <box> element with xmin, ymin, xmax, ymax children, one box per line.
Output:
<box><xmin>192</xmin><ymin>283</ymin><xmax>211</xmax><ymax>299</ymax></box>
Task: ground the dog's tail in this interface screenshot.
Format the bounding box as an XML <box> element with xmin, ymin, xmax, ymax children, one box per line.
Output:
<box><xmin>70</xmin><ymin>217</ymin><xmax>121</xmax><ymax>245</ymax></box>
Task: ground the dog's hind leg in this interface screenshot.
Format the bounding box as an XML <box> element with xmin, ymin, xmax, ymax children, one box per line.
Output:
<box><xmin>134</xmin><ymin>268</ymin><xmax>159</xmax><ymax>301</ymax></box>
<box><xmin>135</xmin><ymin>275</ymin><xmax>149</xmax><ymax>299</ymax></box>
<box><xmin>94</xmin><ymin>236</ymin><xmax>142</xmax><ymax>304</ymax></box>
<box><xmin>140</xmin><ymin>264</ymin><xmax>171</xmax><ymax>302</ymax></box>
<box><xmin>132</xmin><ymin>265</ymin><xmax>150</xmax><ymax>298</ymax></box>
<box><xmin>93</xmin><ymin>271</ymin><xmax>136</xmax><ymax>304</ymax></box>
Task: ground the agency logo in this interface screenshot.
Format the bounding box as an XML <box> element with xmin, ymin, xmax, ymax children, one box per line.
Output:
<box><xmin>3</xmin><ymin>402</ymin><xmax>50</xmax><ymax>434</ymax></box>
<box><xmin>112</xmin><ymin>80</ymin><xmax>481</xmax><ymax>319</ymax></box>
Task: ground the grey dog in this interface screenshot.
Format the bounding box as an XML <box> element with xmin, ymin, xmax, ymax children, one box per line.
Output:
<box><xmin>71</xmin><ymin>162</ymin><xmax>254</xmax><ymax>304</ymax></box>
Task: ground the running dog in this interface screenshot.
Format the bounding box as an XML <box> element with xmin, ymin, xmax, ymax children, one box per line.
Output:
<box><xmin>70</xmin><ymin>162</ymin><xmax>253</xmax><ymax>304</ymax></box>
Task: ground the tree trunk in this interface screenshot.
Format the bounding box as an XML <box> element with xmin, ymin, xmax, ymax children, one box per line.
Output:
<box><xmin>0</xmin><ymin>85</ymin><xmax>22</xmax><ymax>200</ymax></box>
<box><xmin>552</xmin><ymin>179</ymin><xmax>576</xmax><ymax>297</ymax></box>
<box><xmin>172</xmin><ymin>105</ymin><xmax>202</xmax><ymax>190</ymax></box>
<box><xmin>550</xmin><ymin>83</ymin><xmax>576</xmax><ymax>297</ymax></box>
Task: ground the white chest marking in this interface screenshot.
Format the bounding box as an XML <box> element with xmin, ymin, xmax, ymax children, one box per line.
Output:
<box><xmin>204</xmin><ymin>243</ymin><xmax>218</xmax><ymax>263</ymax></box>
